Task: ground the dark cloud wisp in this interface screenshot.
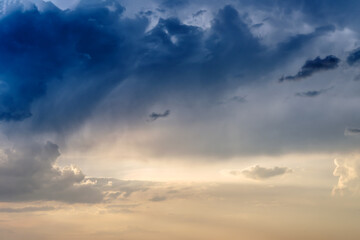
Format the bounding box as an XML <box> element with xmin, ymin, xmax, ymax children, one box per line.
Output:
<box><xmin>148</xmin><ymin>110</ymin><xmax>171</xmax><ymax>122</ymax></box>
<box><xmin>279</xmin><ymin>55</ymin><xmax>340</xmax><ymax>82</ymax></box>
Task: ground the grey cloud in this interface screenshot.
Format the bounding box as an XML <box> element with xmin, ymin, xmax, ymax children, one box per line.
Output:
<box><xmin>279</xmin><ymin>55</ymin><xmax>340</xmax><ymax>82</ymax></box>
<box><xmin>0</xmin><ymin>141</ymin><xmax>155</xmax><ymax>203</ymax></box>
<box><xmin>240</xmin><ymin>165</ymin><xmax>292</xmax><ymax>180</ymax></box>
<box><xmin>0</xmin><ymin>141</ymin><xmax>104</xmax><ymax>203</ymax></box>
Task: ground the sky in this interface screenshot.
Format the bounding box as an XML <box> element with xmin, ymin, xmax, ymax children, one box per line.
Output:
<box><xmin>0</xmin><ymin>0</ymin><xmax>360</xmax><ymax>239</ymax></box>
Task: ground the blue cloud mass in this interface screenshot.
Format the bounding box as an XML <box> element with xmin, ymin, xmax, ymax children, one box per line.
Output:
<box><xmin>0</xmin><ymin>0</ymin><xmax>353</xmax><ymax>143</ymax></box>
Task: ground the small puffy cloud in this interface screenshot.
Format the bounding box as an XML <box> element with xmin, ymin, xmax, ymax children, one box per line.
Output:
<box><xmin>239</xmin><ymin>165</ymin><xmax>292</xmax><ymax>180</ymax></box>
<box><xmin>148</xmin><ymin>110</ymin><xmax>170</xmax><ymax>122</ymax></box>
<box><xmin>279</xmin><ymin>55</ymin><xmax>340</xmax><ymax>82</ymax></box>
<box><xmin>332</xmin><ymin>158</ymin><xmax>360</xmax><ymax>196</ymax></box>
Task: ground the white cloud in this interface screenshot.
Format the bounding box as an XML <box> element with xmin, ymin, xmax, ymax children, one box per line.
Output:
<box><xmin>332</xmin><ymin>158</ymin><xmax>360</xmax><ymax>196</ymax></box>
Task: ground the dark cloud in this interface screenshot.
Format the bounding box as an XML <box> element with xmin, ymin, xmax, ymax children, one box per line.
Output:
<box><xmin>347</xmin><ymin>48</ymin><xmax>360</xmax><ymax>66</ymax></box>
<box><xmin>280</xmin><ymin>55</ymin><xmax>340</xmax><ymax>82</ymax></box>
<box><xmin>0</xmin><ymin>0</ymin><xmax>146</xmax><ymax>128</ymax></box>
<box><xmin>241</xmin><ymin>165</ymin><xmax>292</xmax><ymax>180</ymax></box>
<box><xmin>148</xmin><ymin>110</ymin><xmax>170</xmax><ymax>121</ymax></box>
